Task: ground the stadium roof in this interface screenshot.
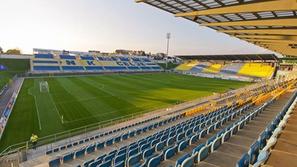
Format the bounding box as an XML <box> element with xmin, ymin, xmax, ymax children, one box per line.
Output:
<box><xmin>176</xmin><ymin>54</ymin><xmax>279</xmax><ymax>61</ymax></box>
<box><xmin>136</xmin><ymin>0</ymin><xmax>297</xmax><ymax>57</ymax></box>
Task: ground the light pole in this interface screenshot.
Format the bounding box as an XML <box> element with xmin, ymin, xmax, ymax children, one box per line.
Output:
<box><xmin>166</xmin><ymin>33</ymin><xmax>171</xmax><ymax>69</ymax></box>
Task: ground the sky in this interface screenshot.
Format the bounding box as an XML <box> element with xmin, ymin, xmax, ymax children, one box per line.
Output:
<box><xmin>0</xmin><ymin>0</ymin><xmax>272</xmax><ymax>55</ymax></box>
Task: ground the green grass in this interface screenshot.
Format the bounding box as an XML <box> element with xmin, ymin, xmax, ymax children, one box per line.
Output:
<box><xmin>0</xmin><ymin>58</ymin><xmax>30</xmax><ymax>89</ymax></box>
<box><xmin>0</xmin><ymin>73</ymin><xmax>249</xmax><ymax>150</ymax></box>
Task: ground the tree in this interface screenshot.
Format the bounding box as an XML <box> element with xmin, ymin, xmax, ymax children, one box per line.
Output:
<box><xmin>5</xmin><ymin>49</ymin><xmax>21</xmax><ymax>55</ymax></box>
<box><xmin>0</xmin><ymin>47</ymin><xmax>3</xmax><ymax>54</ymax></box>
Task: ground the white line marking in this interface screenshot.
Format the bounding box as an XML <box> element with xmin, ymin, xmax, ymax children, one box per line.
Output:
<box><xmin>34</xmin><ymin>95</ymin><xmax>42</xmax><ymax>130</ymax></box>
<box><xmin>28</xmin><ymin>88</ymin><xmax>42</xmax><ymax>130</ymax></box>
<box><xmin>48</xmin><ymin>92</ymin><xmax>64</xmax><ymax>124</ymax></box>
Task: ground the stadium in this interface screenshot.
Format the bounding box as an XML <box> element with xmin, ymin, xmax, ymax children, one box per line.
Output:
<box><xmin>0</xmin><ymin>0</ymin><xmax>297</xmax><ymax>167</ymax></box>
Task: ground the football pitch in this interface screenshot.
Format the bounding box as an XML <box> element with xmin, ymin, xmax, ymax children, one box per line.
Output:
<box><xmin>0</xmin><ymin>73</ymin><xmax>249</xmax><ymax>150</ymax></box>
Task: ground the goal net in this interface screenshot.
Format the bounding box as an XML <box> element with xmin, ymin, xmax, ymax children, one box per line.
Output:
<box><xmin>40</xmin><ymin>81</ymin><xmax>49</xmax><ymax>93</ymax></box>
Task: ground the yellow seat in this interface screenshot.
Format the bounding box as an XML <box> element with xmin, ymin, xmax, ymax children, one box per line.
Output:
<box><xmin>99</xmin><ymin>61</ymin><xmax>119</xmax><ymax>66</ymax></box>
<box><xmin>203</xmin><ymin>64</ymin><xmax>222</xmax><ymax>73</ymax></box>
<box><xmin>238</xmin><ymin>63</ymin><xmax>274</xmax><ymax>78</ymax></box>
<box><xmin>175</xmin><ymin>61</ymin><xmax>199</xmax><ymax>71</ymax></box>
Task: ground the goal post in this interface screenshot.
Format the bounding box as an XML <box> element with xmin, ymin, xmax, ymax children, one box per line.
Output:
<box><xmin>39</xmin><ymin>81</ymin><xmax>49</xmax><ymax>93</ymax></box>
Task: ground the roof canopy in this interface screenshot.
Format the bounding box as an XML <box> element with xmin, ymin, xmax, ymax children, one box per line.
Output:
<box><xmin>176</xmin><ymin>54</ymin><xmax>278</xmax><ymax>61</ymax></box>
<box><xmin>136</xmin><ymin>0</ymin><xmax>297</xmax><ymax>57</ymax></box>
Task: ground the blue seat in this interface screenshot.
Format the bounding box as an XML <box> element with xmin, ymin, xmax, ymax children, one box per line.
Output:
<box><xmin>104</xmin><ymin>153</ymin><xmax>116</xmax><ymax>162</ymax></box>
<box><xmin>190</xmin><ymin>134</ymin><xmax>199</xmax><ymax>145</ymax></box>
<box><xmin>140</xmin><ymin>143</ymin><xmax>150</xmax><ymax>152</ymax></box>
<box><xmin>253</xmin><ymin>150</ymin><xmax>270</xmax><ymax>167</ymax></box>
<box><xmin>122</xmin><ymin>133</ymin><xmax>129</xmax><ymax>140</ymax></box>
<box><xmin>35</xmin><ymin>53</ymin><xmax>54</xmax><ymax>59</ymax></box>
<box><xmin>128</xmin><ymin>152</ymin><xmax>144</xmax><ymax>167</ymax></box>
<box><xmin>207</xmin><ymin>135</ymin><xmax>216</xmax><ymax>145</ymax></box>
<box><xmin>118</xmin><ymin>148</ymin><xmax>127</xmax><ymax>155</ymax></box>
<box><xmin>114</xmin><ymin>136</ymin><xmax>121</xmax><ymax>143</ymax></box>
<box><xmin>178</xmin><ymin>139</ymin><xmax>189</xmax><ymax>152</ymax></box>
<box><xmin>232</xmin><ymin>124</ymin><xmax>239</xmax><ymax>135</ymax></box>
<box><xmin>129</xmin><ymin>143</ymin><xmax>138</xmax><ymax>151</ymax></box>
<box><xmin>164</xmin><ymin>145</ymin><xmax>177</xmax><ymax>160</ymax></box>
<box><xmin>156</xmin><ymin>141</ymin><xmax>165</xmax><ymax>152</ymax></box>
<box><xmin>197</xmin><ymin>145</ymin><xmax>209</xmax><ymax>162</ymax></box>
<box><xmin>62</xmin><ymin>66</ymin><xmax>84</xmax><ymax>71</ymax></box>
<box><xmin>176</xmin><ymin>153</ymin><xmax>190</xmax><ymax>167</ymax></box>
<box><xmin>211</xmin><ymin>136</ymin><xmax>222</xmax><ymax>152</ymax></box>
<box><xmin>177</xmin><ymin>133</ymin><xmax>185</xmax><ymax>141</ymax></box>
<box><xmin>82</xmin><ymin>159</ymin><xmax>94</xmax><ymax>167</ymax></box>
<box><xmin>167</xmin><ymin>136</ymin><xmax>175</xmax><ymax>146</ymax></box>
<box><xmin>75</xmin><ymin>148</ymin><xmax>85</xmax><ymax>158</ymax></box>
<box><xmin>49</xmin><ymin>158</ymin><xmax>60</xmax><ymax>167</ymax></box>
<box><xmin>215</xmin><ymin>121</ymin><xmax>221</xmax><ymax>129</ymax></box>
<box><xmin>33</xmin><ymin>66</ymin><xmax>60</xmax><ymax>71</ymax></box>
<box><xmin>192</xmin><ymin>143</ymin><xmax>205</xmax><ymax>156</ymax></box>
<box><xmin>96</xmin><ymin>154</ymin><xmax>107</xmax><ymax>161</ymax></box>
<box><xmin>151</xmin><ymin>138</ymin><xmax>160</xmax><ymax>147</ymax></box>
<box><xmin>200</xmin><ymin>129</ymin><xmax>207</xmax><ymax>138</ymax></box>
<box><xmin>129</xmin><ymin>147</ymin><xmax>139</xmax><ymax>157</ymax></box>
<box><xmin>236</xmin><ymin>153</ymin><xmax>250</xmax><ymax>167</ymax></box>
<box><xmin>223</xmin><ymin>130</ymin><xmax>232</xmax><ymax>142</ymax></box>
<box><xmin>60</xmin><ymin>55</ymin><xmax>76</xmax><ymax>59</ymax></box>
<box><xmin>147</xmin><ymin>154</ymin><xmax>162</xmax><ymax>167</ymax></box>
<box><xmin>216</xmin><ymin>129</ymin><xmax>225</xmax><ymax>137</ymax></box>
<box><xmin>98</xmin><ymin>160</ymin><xmax>112</xmax><ymax>167</ymax></box>
<box><xmin>258</xmin><ymin>131</ymin><xmax>269</xmax><ymax>149</ymax></box>
<box><xmin>96</xmin><ymin>142</ymin><xmax>104</xmax><ymax>150</ymax></box>
<box><xmin>129</xmin><ymin>131</ymin><xmax>136</xmax><ymax>137</ymax></box>
<box><xmin>239</xmin><ymin>120</ymin><xmax>245</xmax><ymax>129</ymax></box>
<box><xmin>114</xmin><ymin>160</ymin><xmax>125</xmax><ymax>167</ymax></box>
<box><xmin>106</xmin><ymin>138</ymin><xmax>114</xmax><ymax>146</ymax></box>
<box><xmin>46</xmin><ymin>150</ymin><xmax>53</xmax><ymax>154</ymax></box>
<box><xmin>63</xmin><ymin>152</ymin><xmax>74</xmax><ymax>163</ymax></box>
<box><xmin>248</xmin><ymin>141</ymin><xmax>260</xmax><ymax>165</ymax></box>
<box><xmin>143</xmin><ymin>147</ymin><xmax>155</xmax><ymax>160</ymax></box>
<box><xmin>114</xmin><ymin>153</ymin><xmax>126</xmax><ymax>165</ymax></box>
<box><xmin>89</xmin><ymin>159</ymin><xmax>102</xmax><ymax>167</ymax></box>
<box><xmin>181</xmin><ymin>155</ymin><xmax>194</xmax><ymax>167</ymax></box>
<box><xmin>86</xmin><ymin>144</ymin><xmax>95</xmax><ymax>154</ymax></box>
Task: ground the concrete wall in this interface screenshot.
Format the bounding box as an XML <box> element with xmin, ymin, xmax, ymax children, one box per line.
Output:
<box><xmin>0</xmin><ymin>54</ymin><xmax>32</xmax><ymax>59</ymax></box>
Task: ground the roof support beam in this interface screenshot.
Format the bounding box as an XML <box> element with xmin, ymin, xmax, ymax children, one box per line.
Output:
<box><xmin>236</xmin><ymin>35</ymin><xmax>297</xmax><ymax>41</ymax></box>
<box><xmin>259</xmin><ymin>44</ymin><xmax>297</xmax><ymax>56</ymax></box>
<box><xmin>219</xmin><ymin>29</ymin><xmax>297</xmax><ymax>36</ymax></box>
<box><xmin>135</xmin><ymin>0</ymin><xmax>145</xmax><ymax>3</ymax></box>
<box><xmin>243</xmin><ymin>38</ymin><xmax>297</xmax><ymax>44</ymax></box>
<box><xmin>175</xmin><ymin>0</ymin><xmax>297</xmax><ymax>17</ymax></box>
<box><xmin>201</xmin><ymin>18</ymin><xmax>297</xmax><ymax>27</ymax></box>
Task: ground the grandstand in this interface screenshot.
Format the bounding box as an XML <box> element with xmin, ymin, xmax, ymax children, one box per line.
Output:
<box><xmin>175</xmin><ymin>54</ymin><xmax>277</xmax><ymax>82</ymax></box>
<box><xmin>31</xmin><ymin>51</ymin><xmax>162</xmax><ymax>74</ymax></box>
